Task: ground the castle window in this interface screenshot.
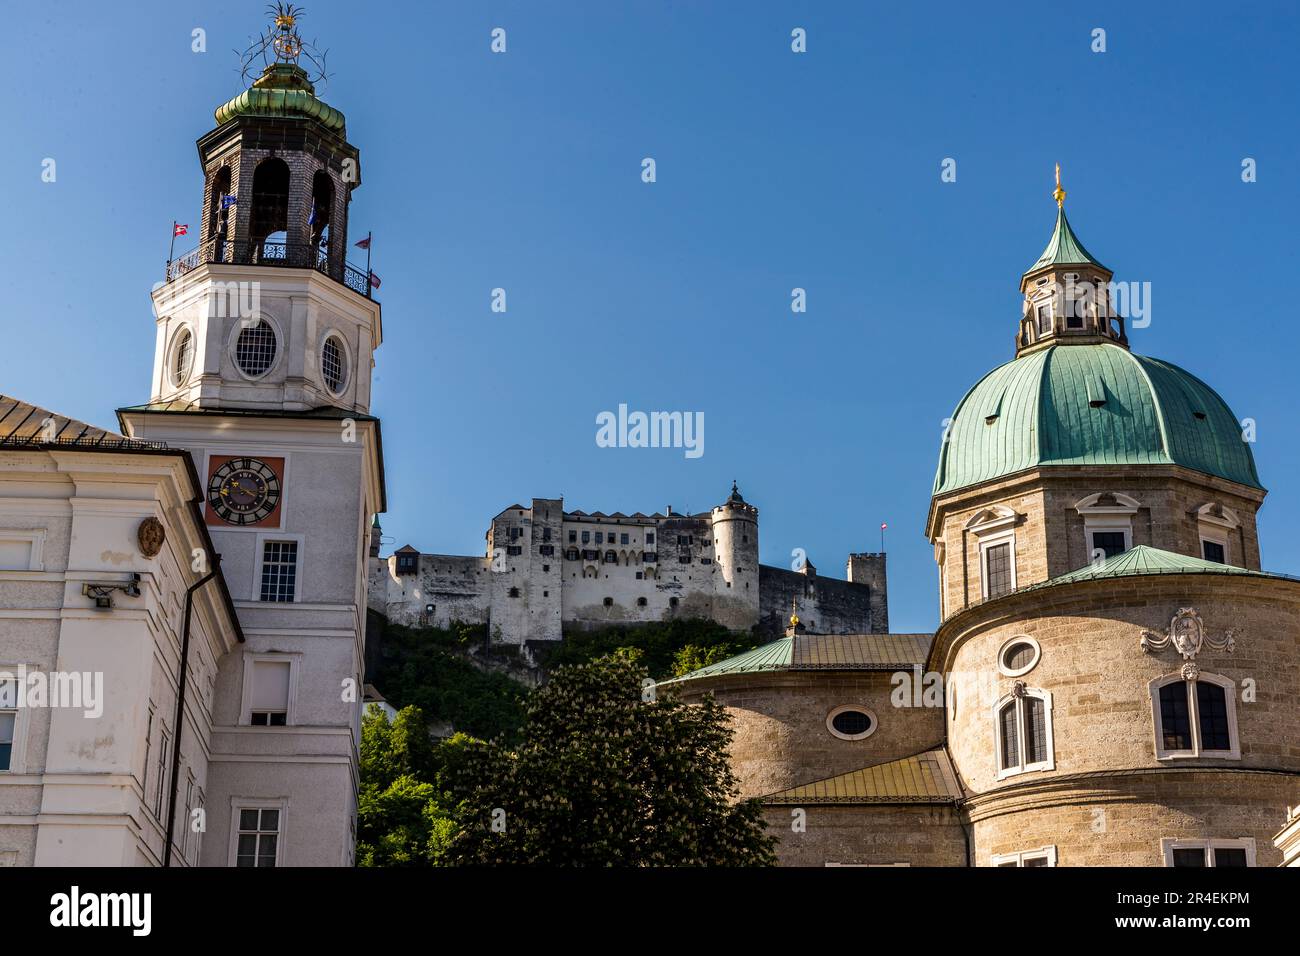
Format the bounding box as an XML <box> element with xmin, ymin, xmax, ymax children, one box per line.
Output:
<box><xmin>510</xmin><ymin>527</ymin><xmax>521</xmax><ymax>539</ymax></box>
<box><xmin>321</xmin><ymin>335</ymin><xmax>346</xmax><ymax>393</ymax></box>
<box><xmin>678</xmin><ymin>555</ymin><xmax>691</xmax><ymax>564</ymax></box>
<box><xmin>565</xmin><ymin>548</ymin><xmax>579</xmax><ymax>561</ymax></box>
<box><xmin>701</xmin><ymin>557</ymin><xmax>712</xmax><ymax>565</ymax></box>
<box><xmin>542</xmin><ymin>528</ymin><xmax>551</xmax><ymax>542</ymax></box>
<box><xmin>603</xmin><ymin>597</ymin><xmax>613</xmax><ymax>607</ymax></box>
<box><xmin>506</xmin><ymin>546</ymin><xmax>522</xmax><ymax>556</ymax></box>
<box><xmin>826</xmin><ymin>706</ymin><xmax>877</xmax><ymax>741</ymax></box>
<box><xmin>396</xmin><ymin>552</ymin><xmax>418</xmax><ymax>575</ymax></box>
<box><xmin>995</xmin><ymin>687</ymin><xmax>1054</xmax><ymax>779</ymax></box>
<box><xmin>1202</xmin><ymin>540</ymin><xmax>1226</xmax><ymax>563</ymax></box>
<box><xmin>669</xmin><ymin>597</ymin><xmax>679</xmax><ymax>608</ymax></box>
<box><xmin>642</xmin><ymin>552</ymin><xmax>657</xmax><ymax>563</ymax></box>
<box><xmin>636</xmin><ymin>596</ymin><xmax>647</xmax><ymax>606</ymax></box>
<box><xmin>646</xmin><ymin>533</ymin><xmax>655</xmax><ymax>545</ymax></box>
<box><xmin>542</xmin><ymin>564</ymin><xmax>549</xmax><ymax>573</ymax></box>
<box><xmin>620</xmin><ymin>533</ymin><xmax>629</xmax><ymax>545</ymax></box>
<box><xmin>992</xmin><ymin>846</ymin><xmax>1057</xmax><ymax>867</ymax></box>
<box><xmin>508</xmin><ymin>587</ymin><xmax>520</xmax><ymax>598</ymax></box>
<box><xmin>1161</xmin><ymin>838</ymin><xmax>1254</xmax><ymax>868</ymax></box>
<box><xmin>997</xmin><ymin>636</ymin><xmax>1041</xmax><ymax>678</ymax></box>
<box><xmin>540</xmin><ymin>545</ymin><xmax>554</xmax><ymax>556</ymax></box>
<box><xmin>1150</xmin><ymin>672</ymin><xmax>1239</xmax><ymax>760</ymax></box>
<box><xmin>1194</xmin><ymin>502</ymin><xmax>1239</xmax><ymax>566</ymax></box>
<box><xmin>603</xmin><ymin>550</ymin><xmax>617</xmax><ymax>564</ymax></box>
<box><xmin>568</xmin><ymin>531</ymin><xmax>576</xmax><ymax>543</ymax></box>
<box><xmin>582</xmin><ymin>531</ymin><xmax>590</xmax><ymax>544</ymax></box>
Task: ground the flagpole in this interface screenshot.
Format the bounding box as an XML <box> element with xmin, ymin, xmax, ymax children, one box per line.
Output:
<box><xmin>880</xmin><ymin>524</ymin><xmax>886</xmax><ymax>554</ymax></box>
<box><xmin>365</xmin><ymin>230</ymin><xmax>372</xmax><ymax>279</ymax></box>
<box><xmin>168</xmin><ymin>221</ymin><xmax>178</xmax><ymax>268</ymax></box>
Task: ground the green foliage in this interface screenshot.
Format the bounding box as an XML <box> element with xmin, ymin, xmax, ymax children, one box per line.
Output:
<box><xmin>540</xmin><ymin>617</ymin><xmax>764</xmax><ymax>680</ymax></box>
<box><xmin>370</xmin><ymin>621</ymin><xmax>527</xmax><ymax>743</ymax></box>
<box><xmin>444</xmin><ymin>656</ymin><xmax>777</xmax><ymax>866</ymax></box>
<box><xmin>357</xmin><ymin>705</ymin><xmax>477</xmax><ymax>867</ymax></box>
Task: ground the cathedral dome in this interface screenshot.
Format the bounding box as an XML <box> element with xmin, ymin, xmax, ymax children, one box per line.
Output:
<box><xmin>933</xmin><ymin>342</ymin><xmax>1261</xmax><ymax>496</ymax></box>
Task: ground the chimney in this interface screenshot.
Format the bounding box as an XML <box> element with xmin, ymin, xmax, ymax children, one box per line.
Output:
<box><xmin>666</xmin><ymin>505</ymin><xmax>673</xmax><ymax>516</ymax></box>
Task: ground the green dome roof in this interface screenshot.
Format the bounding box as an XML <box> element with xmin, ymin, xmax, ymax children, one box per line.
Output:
<box><xmin>214</xmin><ymin>63</ymin><xmax>345</xmax><ymax>133</ymax></box>
<box><xmin>933</xmin><ymin>343</ymin><xmax>1262</xmax><ymax>496</ymax></box>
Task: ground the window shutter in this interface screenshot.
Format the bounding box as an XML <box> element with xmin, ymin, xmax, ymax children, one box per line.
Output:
<box><xmin>999</xmin><ymin>702</ymin><xmax>1020</xmax><ymax>769</ymax></box>
<box><xmin>252</xmin><ymin>660</ymin><xmax>291</xmax><ymax>712</ymax></box>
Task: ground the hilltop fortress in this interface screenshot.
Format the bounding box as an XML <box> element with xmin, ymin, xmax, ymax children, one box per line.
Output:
<box><xmin>367</xmin><ymin>483</ymin><xmax>888</xmax><ymax>645</ymax></box>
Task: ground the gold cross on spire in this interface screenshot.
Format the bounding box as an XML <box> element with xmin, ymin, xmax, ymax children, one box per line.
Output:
<box><xmin>1053</xmin><ymin>163</ymin><xmax>1067</xmax><ymax>207</ymax></box>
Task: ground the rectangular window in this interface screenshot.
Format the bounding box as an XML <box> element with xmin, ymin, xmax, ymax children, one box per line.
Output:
<box><xmin>999</xmin><ymin>703</ymin><xmax>1020</xmax><ymax>770</ymax></box>
<box><xmin>181</xmin><ymin>774</ymin><xmax>195</xmax><ymax>859</ymax></box>
<box><xmin>1090</xmin><ymin>531</ymin><xmax>1127</xmax><ymax>559</ymax></box>
<box><xmin>1202</xmin><ymin>539</ymin><xmax>1226</xmax><ymax>563</ymax></box>
<box><xmin>539</xmin><ymin>545</ymin><xmax>554</xmax><ymax>556</ymax></box>
<box><xmin>542</xmin><ymin>528</ymin><xmax>551</xmax><ymax>542</ymax></box>
<box><xmin>154</xmin><ymin>728</ymin><xmax>170</xmax><ymax>819</ymax></box>
<box><xmin>1036</xmin><ymin>303</ymin><xmax>1052</xmax><ymax>334</ymax></box>
<box><xmin>581</xmin><ymin>531</ymin><xmax>590</xmax><ymax>544</ymax></box>
<box><xmin>984</xmin><ymin>542</ymin><xmax>1013</xmax><ymax>598</ymax></box>
<box><xmin>1196</xmin><ymin>682</ymin><xmax>1231</xmax><ymax>751</ymax></box>
<box><xmin>620</xmin><ymin>533</ymin><xmax>629</xmax><ymax>545</ymax></box>
<box><xmin>646</xmin><ymin>533</ymin><xmax>655</xmax><ymax>545</ymax></box>
<box><xmin>259</xmin><ymin>541</ymin><xmax>298</xmax><ymax>602</ymax></box>
<box><xmin>568</xmin><ymin>531</ymin><xmax>576</xmax><ymax>543</ymax></box>
<box><xmin>1025</xmin><ymin>696</ymin><xmax>1048</xmax><ymax>764</ymax></box>
<box><xmin>595</xmin><ymin>532</ymin><xmax>604</xmax><ymax>544</ymax></box>
<box><xmin>0</xmin><ymin>678</ymin><xmax>17</xmax><ymax>771</ymax></box>
<box><xmin>235</xmin><ymin>807</ymin><xmax>280</xmax><ymax>867</ymax></box>
<box><xmin>1164</xmin><ymin>839</ymin><xmax>1254</xmax><ymax>868</ymax></box>
<box><xmin>506</xmin><ymin>545</ymin><xmax>522</xmax><ymax>556</ymax></box>
<box><xmin>1158</xmin><ymin>682</ymin><xmax>1192</xmax><ymax>751</ymax></box>
<box><xmin>250</xmin><ymin>659</ymin><xmax>291</xmax><ymax>726</ymax></box>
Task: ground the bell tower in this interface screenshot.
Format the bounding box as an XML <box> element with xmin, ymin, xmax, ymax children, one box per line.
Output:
<box><xmin>148</xmin><ymin>4</ymin><xmax>379</xmax><ymax>415</ymax></box>
<box><xmin>118</xmin><ymin>5</ymin><xmax>387</xmax><ymax>868</ymax></box>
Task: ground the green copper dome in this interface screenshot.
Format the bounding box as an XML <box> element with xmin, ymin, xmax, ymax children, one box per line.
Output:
<box><xmin>214</xmin><ymin>63</ymin><xmax>345</xmax><ymax>133</ymax></box>
<box><xmin>1024</xmin><ymin>207</ymin><xmax>1107</xmax><ymax>276</ymax></box>
<box><xmin>933</xmin><ymin>343</ymin><xmax>1262</xmax><ymax>496</ymax></box>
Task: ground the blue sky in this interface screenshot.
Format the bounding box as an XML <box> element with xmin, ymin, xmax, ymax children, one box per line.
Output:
<box><xmin>3</xmin><ymin>1</ymin><xmax>1298</xmax><ymax>632</ymax></box>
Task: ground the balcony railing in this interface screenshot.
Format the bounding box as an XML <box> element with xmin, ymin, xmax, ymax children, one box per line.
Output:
<box><xmin>165</xmin><ymin>238</ymin><xmax>373</xmax><ymax>299</ymax></box>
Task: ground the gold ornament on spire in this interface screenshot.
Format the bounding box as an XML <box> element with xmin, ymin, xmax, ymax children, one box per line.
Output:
<box><xmin>789</xmin><ymin>597</ymin><xmax>800</xmax><ymax>628</ymax></box>
<box><xmin>1053</xmin><ymin>162</ymin><xmax>1067</xmax><ymax>207</ymax></box>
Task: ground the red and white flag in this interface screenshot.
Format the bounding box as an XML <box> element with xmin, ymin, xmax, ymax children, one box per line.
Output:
<box><xmin>173</xmin><ymin>223</ymin><xmax>189</xmax><ymax>237</ymax></box>
<box><xmin>881</xmin><ymin>522</ymin><xmax>888</xmax><ymax>531</ymax></box>
<box><xmin>355</xmin><ymin>236</ymin><xmax>371</xmax><ymax>249</ymax></box>
<box><xmin>368</xmin><ymin>271</ymin><xmax>382</xmax><ymax>289</ymax></box>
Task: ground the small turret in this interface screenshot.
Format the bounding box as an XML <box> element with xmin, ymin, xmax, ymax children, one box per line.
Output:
<box><xmin>711</xmin><ymin>481</ymin><xmax>760</xmax><ymax>630</ymax></box>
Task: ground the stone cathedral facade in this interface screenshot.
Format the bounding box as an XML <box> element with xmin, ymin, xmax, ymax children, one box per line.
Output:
<box><xmin>666</xmin><ymin>187</ymin><xmax>1300</xmax><ymax>867</ymax></box>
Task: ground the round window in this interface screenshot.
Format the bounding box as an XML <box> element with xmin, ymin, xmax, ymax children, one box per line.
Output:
<box><xmin>998</xmin><ymin>635</ymin><xmax>1041</xmax><ymax>677</ymax></box>
<box><xmin>234</xmin><ymin>320</ymin><xmax>277</xmax><ymax>377</ymax></box>
<box><xmin>322</xmin><ymin>335</ymin><xmax>346</xmax><ymax>393</ymax></box>
<box><xmin>171</xmin><ymin>328</ymin><xmax>193</xmax><ymax>387</ymax></box>
<box><xmin>826</xmin><ymin>705</ymin><xmax>877</xmax><ymax>741</ymax></box>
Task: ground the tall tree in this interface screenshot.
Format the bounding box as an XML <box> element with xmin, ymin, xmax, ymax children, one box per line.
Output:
<box><xmin>445</xmin><ymin>656</ymin><xmax>776</xmax><ymax>866</ymax></box>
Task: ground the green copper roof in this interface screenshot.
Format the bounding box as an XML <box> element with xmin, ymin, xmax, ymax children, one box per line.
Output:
<box><xmin>1025</xmin><ymin>207</ymin><xmax>1107</xmax><ymax>275</ymax></box>
<box><xmin>933</xmin><ymin>343</ymin><xmax>1262</xmax><ymax>496</ymax></box>
<box><xmin>659</xmin><ymin>632</ymin><xmax>933</xmax><ymax>686</ymax></box>
<box><xmin>1022</xmin><ymin>545</ymin><xmax>1277</xmax><ymax>591</ymax></box>
<box><xmin>214</xmin><ymin>63</ymin><xmax>345</xmax><ymax>133</ymax></box>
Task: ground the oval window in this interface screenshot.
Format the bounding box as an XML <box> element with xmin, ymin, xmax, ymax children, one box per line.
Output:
<box><xmin>322</xmin><ymin>335</ymin><xmax>346</xmax><ymax>393</ymax></box>
<box><xmin>826</xmin><ymin>705</ymin><xmax>877</xmax><ymax>741</ymax></box>
<box><xmin>235</xmin><ymin>320</ymin><xmax>277</xmax><ymax>377</ymax></box>
<box><xmin>998</xmin><ymin>635</ymin><xmax>1041</xmax><ymax>677</ymax></box>
<box><xmin>171</xmin><ymin>327</ymin><xmax>193</xmax><ymax>387</ymax></box>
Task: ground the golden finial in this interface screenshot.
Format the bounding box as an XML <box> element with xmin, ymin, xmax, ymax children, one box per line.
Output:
<box><xmin>789</xmin><ymin>597</ymin><xmax>800</xmax><ymax>628</ymax></box>
<box><xmin>1053</xmin><ymin>162</ymin><xmax>1066</xmax><ymax>207</ymax></box>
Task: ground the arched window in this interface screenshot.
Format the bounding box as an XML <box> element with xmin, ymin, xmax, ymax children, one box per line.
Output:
<box><xmin>208</xmin><ymin>166</ymin><xmax>232</xmax><ymax>256</ymax></box>
<box><xmin>565</xmin><ymin>548</ymin><xmax>579</xmax><ymax>561</ymax></box>
<box><xmin>249</xmin><ymin>158</ymin><xmax>291</xmax><ymax>261</ymax></box>
<box><xmin>603</xmin><ymin>597</ymin><xmax>613</xmax><ymax>607</ymax></box>
<box><xmin>309</xmin><ymin>171</ymin><xmax>334</xmax><ymax>255</ymax></box>
<box><xmin>994</xmin><ymin>686</ymin><xmax>1054</xmax><ymax>780</ymax></box>
<box><xmin>170</xmin><ymin>327</ymin><xmax>193</xmax><ymax>388</ymax></box>
<box><xmin>636</xmin><ymin>597</ymin><xmax>647</xmax><ymax>607</ymax></box>
<box><xmin>1149</xmin><ymin>672</ymin><xmax>1239</xmax><ymax>760</ymax></box>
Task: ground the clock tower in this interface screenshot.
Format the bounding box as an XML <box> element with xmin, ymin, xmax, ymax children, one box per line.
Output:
<box><xmin>117</xmin><ymin>7</ymin><xmax>385</xmax><ymax>867</ymax></box>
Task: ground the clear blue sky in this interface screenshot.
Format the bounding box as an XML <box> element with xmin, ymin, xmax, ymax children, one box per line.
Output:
<box><xmin>3</xmin><ymin>2</ymin><xmax>1298</xmax><ymax>632</ymax></box>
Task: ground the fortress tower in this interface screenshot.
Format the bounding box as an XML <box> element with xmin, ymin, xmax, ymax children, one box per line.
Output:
<box><xmin>710</xmin><ymin>482</ymin><xmax>760</xmax><ymax>630</ymax></box>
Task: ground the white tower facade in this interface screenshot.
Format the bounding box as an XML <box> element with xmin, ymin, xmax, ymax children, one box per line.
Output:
<box><xmin>118</xmin><ymin>25</ymin><xmax>384</xmax><ymax>866</ymax></box>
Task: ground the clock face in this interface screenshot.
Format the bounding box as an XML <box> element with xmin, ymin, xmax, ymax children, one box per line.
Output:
<box><xmin>207</xmin><ymin>456</ymin><xmax>282</xmax><ymax>526</ymax></box>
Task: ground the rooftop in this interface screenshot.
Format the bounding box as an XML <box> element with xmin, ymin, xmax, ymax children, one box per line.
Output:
<box><xmin>659</xmin><ymin>632</ymin><xmax>932</xmax><ymax>686</ymax></box>
<box><xmin>764</xmin><ymin>748</ymin><xmax>963</xmax><ymax>805</ymax></box>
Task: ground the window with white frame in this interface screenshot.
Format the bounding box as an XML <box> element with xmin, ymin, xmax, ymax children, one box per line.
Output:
<box><xmin>1075</xmin><ymin>493</ymin><xmax>1139</xmax><ymax>566</ymax></box>
<box><xmin>181</xmin><ymin>772</ymin><xmax>196</xmax><ymax>862</ymax></box>
<box><xmin>995</xmin><ymin>686</ymin><xmax>1054</xmax><ymax>779</ymax></box>
<box><xmin>1195</xmin><ymin>502</ymin><xmax>1239</xmax><ymax>566</ymax></box>
<box><xmin>259</xmin><ymin>540</ymin><xmax>298</xmax><ymax>602</ymax></box>
<box><xmin>966</xmin><ymin>506</ymin><xmax>1019</xmax><ymax>600</ymax></box>
<box><xmin>1161</xmin><ymin>837</ymin><xmax>1254</xmax><ymax>868</ymax></box>
<box><xmin>249</xmin><ymin>659</ymin><xmax>291</xmax><ymax>726</ymax></box>
<box><xmin>992</xmin><ymin>845</ymin><xmax>1057</xmax><ymax>867</ymax></box>
<box><xmin>1150</xmin><ymin>672</ymin><xmax>1239</xmax><ymax>760</ymax></box>
<box><xmin>234</xmin><ymin>806</ymin><xmax>282</xmax><ymax>867</ymax></box>
<box><xmin>0</xmin><ymin>678</ymin><xmax>17</xmax><ymax>772</ymax></box>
